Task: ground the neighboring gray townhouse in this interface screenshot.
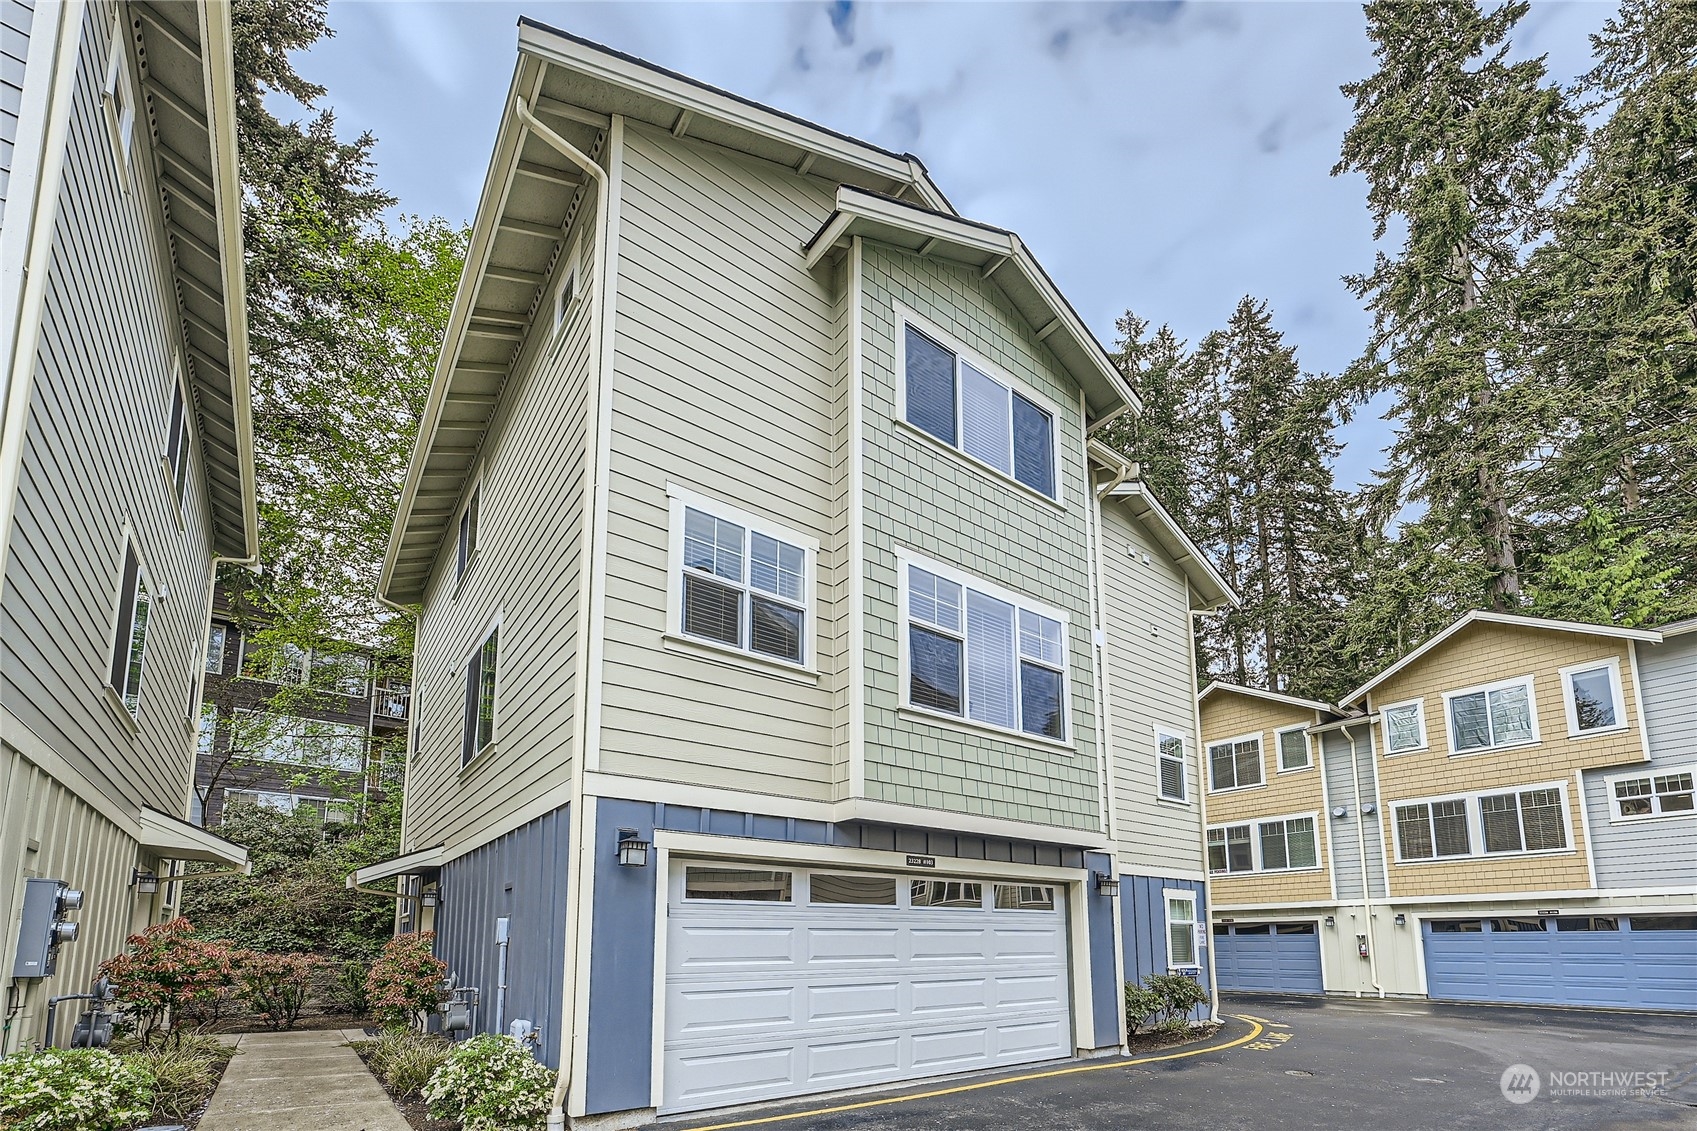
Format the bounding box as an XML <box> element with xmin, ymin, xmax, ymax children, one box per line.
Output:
<box><xmin>0</xmin><ymin>0</ymin><xmax>253</xmax><ymax>1050</ymax></box>
<box><xmin>352</xmin><ymin>21</ymin><xmax>1233</xmax><ymax>1125</ymax></box>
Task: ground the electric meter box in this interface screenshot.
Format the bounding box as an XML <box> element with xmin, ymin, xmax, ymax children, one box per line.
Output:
<box><xmin>12</xmin><ymin>878</ymin><xmax>80</xmax><ymax>978</ymax></box>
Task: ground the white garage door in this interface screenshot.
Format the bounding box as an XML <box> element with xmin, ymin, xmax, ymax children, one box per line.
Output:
<box><xmin>662</xmin><ymin>862</ymin><xmax>1073</xmax><ymax>1113</ymax></box>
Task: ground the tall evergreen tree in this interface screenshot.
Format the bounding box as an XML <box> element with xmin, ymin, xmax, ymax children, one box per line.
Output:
<box><xmin>1103</xmin><ymin>312</ymin><xmax>1205</xmax><ymax>530</ymax></box>
<box><xmin>1334</xmin><ymin>0</ymin><xmax>1582</xmax><ymax>611</ymax></box>
<box><xmin>1524</xmin><ymin>0</ymin><xmax>1697</xmax><ymax>618</ymax></box>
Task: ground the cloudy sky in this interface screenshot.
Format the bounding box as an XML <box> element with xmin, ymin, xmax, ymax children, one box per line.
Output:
<box><xmin>294</xmin><ymin>1</ymin><xmax>1610</xmax><ymax>490</ymax></box>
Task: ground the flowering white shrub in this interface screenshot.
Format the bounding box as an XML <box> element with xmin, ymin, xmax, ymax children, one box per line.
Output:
<box><xmin>422</xmin><ymin>1034</ymin><xmax>554</xmax><ymax>1130</ymax></box>
<box><xmin>0</xmin><ymin>1048</ymin><xmax>155</xmax><ymax>1131</ymax></box>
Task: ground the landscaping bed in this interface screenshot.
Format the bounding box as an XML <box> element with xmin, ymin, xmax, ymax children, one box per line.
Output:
<box><xmin>350</xmin><ymin>1032</ymin><xmax>462</xmax><ymax>1131</ymax></box>
<box><xmin>1127</xmin><ymin>1018</ymin><xmax>1223</xmax><ymax>1054</ymax></box>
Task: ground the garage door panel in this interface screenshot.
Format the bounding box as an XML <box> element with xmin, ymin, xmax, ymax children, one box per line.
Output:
<box><xmin>1212</xmin><ymin>923</ymin><xmax>1324</xmax><ymax>994</ymax></box>
<box><xmin>806</xmin><ymin>981</ymin><xmax>902</xmax><ymax>1024</ymax></box>
<box><xmin>1422</xmin><ymin>919</ymin><xmax>1697</xmax><ymax>1010</ymax></box>
<box><xmin>663</xmin><ymin>865</ymin><xmax>1074</xmax><ymax>1113</ymax></box>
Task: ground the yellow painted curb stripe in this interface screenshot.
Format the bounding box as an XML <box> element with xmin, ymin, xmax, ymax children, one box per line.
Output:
<box><xmin>675</xmin><ymin>1016</ymin><xmax>1268</xmax><ymax>1131</ymax></box>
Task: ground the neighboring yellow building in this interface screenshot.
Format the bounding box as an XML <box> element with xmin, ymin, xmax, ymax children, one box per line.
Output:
<box><xmin>1198</xmin><ymin>612</ymin><xmax>1696</xmax><ymax>1013</ymax></box>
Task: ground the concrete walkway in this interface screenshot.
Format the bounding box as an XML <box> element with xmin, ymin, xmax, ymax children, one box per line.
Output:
<box><xmin>196</xmin><ymin>1029</ymin><xmax>409</xmax><ymax>1131</ymax></box>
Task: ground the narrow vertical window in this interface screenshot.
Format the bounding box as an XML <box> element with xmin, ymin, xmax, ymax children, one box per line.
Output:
<box><xmin>904</xmin><ymin>326</ymin><xmax>957</xmax><ymax>445</ymax></box>
<box><xmin>109</xmin><ymin>543</ymin><xmax>152</xmax><ymax>717</ymax></box>
<box><xmin>1165</xmin><ymin>891</ymin><xmax>1200</xmax><ymax>969</ymax></box>
<box><xmin>1010</xmin><ymin>393</ymin><xmax>1055</xmax><ymax>497</ymax></box>
<box><xmin>462</xmin><ymin>628</ymin><xmax>498</xmax><ymax>766</ymax></box>
<box><xmin>205</xmin><ymin>623</ymin><xmax>227</xmax><ymax>673</ymax></box>
<box><xmin>456</xmin><ymin>482</ymin><xmax>481</xmax><ymax>585</ymax></box>
<box><xmin>165</xmin><ymin>380</ymin><xmax>191</xmax><ymax>505</ymax></box>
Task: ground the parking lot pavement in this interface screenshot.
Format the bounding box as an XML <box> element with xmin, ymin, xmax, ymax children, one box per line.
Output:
<box><xmin>661</xmin><ymin>995</ymin><xmax>1697</xmax><ymax>1131</ymax></box>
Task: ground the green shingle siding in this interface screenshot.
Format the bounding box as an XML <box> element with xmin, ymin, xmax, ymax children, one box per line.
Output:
<box><xmin>858</xmin><ymin>244</ymin><xmax>1101</xmax><ymax>831</ymax></box>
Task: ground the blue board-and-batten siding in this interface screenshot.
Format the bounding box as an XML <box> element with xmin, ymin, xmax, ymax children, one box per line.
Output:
<box><xmin>432</xmin><ymin>806</ymin><xmax>572</xmax><ymax>1069</ymax></box>
<box><xmin>1119</xmin><ymin>874</ymin><xmax>1211</xmax><ymax>1020</ymax></box>
<box><xmin>580</xmin><ymin>797</ymin><xmax>1108</xmax><ymax>1116</ymax></box>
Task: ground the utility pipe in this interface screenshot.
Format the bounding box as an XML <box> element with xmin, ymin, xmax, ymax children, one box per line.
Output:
<box><xmin>1341</xmin><ymin>720</ymin><xmax>1384</xmax><ymax>999</ymax></box>
<box><xmin>512</xmin><ymin>93</ymin><xmax>610</xmax><ymax>1131</ymax></box>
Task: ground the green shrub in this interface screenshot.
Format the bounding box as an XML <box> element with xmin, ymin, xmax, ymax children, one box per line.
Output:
<box><xmin>239</xmin><ymin>950</ymin><xmax>321</xmax><ymax>1029</ymax></box>
<box><xmin>363</xmin><ymin>1029</ymin><xmax>453</xmax><ymax>1095</ymax></box>
<box><xmin>1124</xmin><ymin>982</ymin><xmax>1162</xmax><ymax>1035</ymax></box>
<box><xmin>423</xmin><ymin>1034</ymin><xmax>555</xmax><ymax>1131</ymax></box>
<box><xmin>120</xmin><ymin>1036</ymin><xmax>235</xmax><ymax>1121</ymax></box>
<box><xmin>366</xmin><ymin>932</ymin><xmax>447</xmax><ymax>1030</ymax></box>
<box><xmin>99</xmin><ymin>918</ymin><xmax>242</xmax><ymax>1040</ymax></box>
<box><xmin>0</xmin><ymin>1048</ymin><xmax>155</xmax><ymax>1131</ymax></box>
<box><xmin>1125</xmin><ymin>973</ymin><xmax>1209</xmax><ymax>1035</ymax></box>
<box><xmin>324</xmin><ymin>958</ymin><xmax>373</xmax><ymax>1015</ymax></box>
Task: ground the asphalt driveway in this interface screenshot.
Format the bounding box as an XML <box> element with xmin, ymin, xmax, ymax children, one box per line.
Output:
<box><xmin>661</xmin><ymin>994</ymin><xmax>1697</xmax><ymax>1131</ymax></box>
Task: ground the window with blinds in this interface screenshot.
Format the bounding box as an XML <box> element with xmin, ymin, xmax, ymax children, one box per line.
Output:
<box><xmin>1208</xmin><ymin>735</ymin><xmax>1263</xmax><ymax>791</ymax></box>
<box><xmin>1157</xmin><ymin>731</ymin><xmax>1187</xmax><ymax>801</ymax></box>
<box><xmin>903</xmin><ymin>323</ymin><xmax>1058</xmax><ymax>499</ymax></box>
<box><xmin>904</xmin><ymin>560</ymin><xmax>1067</xmax><ymax>742</ymax></box>
<box><xmin>673</xmin><ymin>497</ymin><xmax>813</xmax><ymax>668</ymax></box>
<box><xmin>1395</xmin><ymin>784</ymin><xmax>1569</xmax><ymax>862</ymax></box>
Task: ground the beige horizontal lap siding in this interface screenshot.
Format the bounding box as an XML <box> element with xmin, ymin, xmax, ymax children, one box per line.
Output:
<box><xmin>1198</xmin><ymin>692</ymin><xmax>1331</xmax><ymax>905</ymax></box>
<box><xmin>2</xmin><ymin>6</ymin><xmax>213</xmax><ymax>820</ymax></box>
<box><xmin>858</xmin><ymin>245</ymin><xmax>1100</xmax><ymax>832</ymax></box>
<box><xmin>1370</xmin><ymin>622</ymin><xmax>1646</xmax><ymax>899</ymax></box>
<box><xmin>0</xmin><ymin>0</ymin><xmax>31</xmax><ymax>220</ymax></box>
<box><xmin>403</xmin><ymin>211</ymin><xmax>599</xmax><ymax>852</ymax></box>
<box><xmin>1099</xmin><ymin>504</ymin><xmax>1206</xmax><ymax>875</ymax></box>
<box><xmin>594</xmin><ymin>124</ymin><xmax>838</xmax><ymax>800</ymax></box>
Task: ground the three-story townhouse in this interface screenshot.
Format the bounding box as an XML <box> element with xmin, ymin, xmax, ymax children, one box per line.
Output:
<box><xmin>0</xmin><ymin>0</ymin><xmax>254</xmax><ymax>1050</ymax></box>
<box><xmin>1199</xmin><ymin>611</ymin><xmax>1696</xmax><ymax>1012</ymax></box>
<box><xmin>353</xmin><ymin>23</ymin><xmax>1227</xmax><ymax>1126</ymax></box>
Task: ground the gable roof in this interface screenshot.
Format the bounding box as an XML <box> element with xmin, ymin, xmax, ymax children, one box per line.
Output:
<box><xmin>1341</xmin><ymin>610</ymin><xmax>1663</xmax><ymax>706</ymax></box>
<box><xmin>134</xmin><ymin>2</ymin><xmax>256</xmax><ymax>559</ymax></box>
<box><xmin>1197</xmin><ymin>682</ymin><xmax>1341</xmax><ymax>715</ymax></box>
<box><xmin>805</xmin><ymin>187</ymin><xmax>1139</xmax><ymax>421</ymax></box>
<box><xmin>1097</xmin><ymin>476</ymin><xmax>1234</xmax><ymax>611</ymax></box>
<box><xmin>1658</xmin><ymin>616</ymin><xmax>1697</xmax><ymax>639</ymax></box>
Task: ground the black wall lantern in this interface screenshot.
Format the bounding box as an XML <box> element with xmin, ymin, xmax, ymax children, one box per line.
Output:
<box><xmin>616</xmin><ymin>829</ymin><xmax>650</xmax><ymax>867</ymax></box>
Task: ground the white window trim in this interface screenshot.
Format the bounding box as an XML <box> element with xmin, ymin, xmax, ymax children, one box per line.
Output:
<box><xmin>1379</xmin><ymin>698</ymin><xmax>1428</xmax><ymax>755</ymax></box>
<box><xmin>104</xmin><ymin>528</ymin><xmax>153</xmax><ymax>728</ymax></box>
<box><xmin>1155</xmin><ymin>728</ymin><xmax>1190</xmax><ymax>804</ymax></box>
<box><xmin>553</xmin><ymin>239</ymin><xmax>581</xmax><ymax>333</ymax></box>
<box><xmin>1603</xmin><ymin>764</ymin><xmax>1696</xmax><ymax>823</ymax></box>
<box><xmin>894</xmin><ymin>546</ymin><xmax>1073</xmax><ymax>750</ymax></box>
<box><xmin>1163</xmin><ymin>887</ymin><xmax>1202</xmax><ymax>971</ymax></box>
<box><xmin>102</xmin><ymin>11</ymin><xmax>136</xmax><ymax>191</ymax></box>
<box><xmin>891</xmin><ymin>301</ymin><xmax>1067</xmax><ymax>508</ymax></box>
<box><xmin>664</xmin><ymin>484</ymin><xmax>819</xmax><ymax>676</ymax></box>
<box><xmin>1390</xmin><ymin>779</ymin><xmax>1573</xmax><ymax>865</ymax></box>
<box><xmin>454</xmin><ymin>471</ymin><xmax>483</xmax><ymax>594</ymax></box>
<box><xmin>1441</xmin><ymin>674</ymin><xmax>1541</xmax><ymax>756</ymax></box>
<box><xmin>206</xmin><ymin>622</ymin><xmax>229</xmax><ymax>674</ymax></box>
<box><xmin>1205</xmin><ymin>810</ymin><xmax>1323</xmax><ymax>876</ymax></box>
<box><xmin>460</xmin><ymin>616</ymin><xmax>502</xmax><ymax>773</ymax></box>
<box><xmin>1558</xmin><ymin>657</ymin><xmax>1630</xmax><ymax>740</ymax></box>
<box><xmin>1206</xmin><ymin>730</ymin><xmax>1265</xmax><ymax>794</ymax></box>
<box><xmin>1274</xmin><ymin>724</ymin><xmax>1313</xmax><ymax>773</ymax></box>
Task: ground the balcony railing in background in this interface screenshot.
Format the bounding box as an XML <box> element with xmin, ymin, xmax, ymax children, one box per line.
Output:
<box><xmin>373</xmin><ymin>687</ymin><xmax>410</xmax><ymax>721</ymax></box>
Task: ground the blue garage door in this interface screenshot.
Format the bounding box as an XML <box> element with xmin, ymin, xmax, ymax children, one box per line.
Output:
<box><xmin>1212</xmin><ymin>922</ymin><xmax>1324</xmax><ymax>994</ymax></box>
<box><xmin>1423</xmin><ymin>914</ymin><xmax>1697</xmax><ymax>1011</ymax></box>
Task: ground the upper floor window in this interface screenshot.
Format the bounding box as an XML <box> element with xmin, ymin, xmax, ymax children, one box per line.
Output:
<box><xmin>456</xmin><ymin>480</ymin><xmax>481</xmax><ymax>585</ymax></box>
<box><xmin>1207</xmin><ymin>813</ymin><xmax>1318</xmax><ymax>874</ymax></box>
<box><xmin>239</xmin><ymin>640</ymin><xmax>368</xmax><ymax>696</ymax></box>
<box><xmin>902</xmin><ymin>322</ymin><xmax>1057</xmax><ymax>500</ymax></box>
<box><xmin>165</xmin><ymin>378</ymin><xmax>191</xmax><ymax>507</ymax></box>
<box><xmin>1382</xmin><ymin>699</ymin><xmax>1426</xmax><ymax>753</ymax></box>
<box><xmin>237</xmin><ymin>711</ymin><xmax>366</xmax><ymax>773</ymax></box>
<box><xmin>102</xmin><ymin>13</ymin><xmax>136</xmax><ymax>186</ymax></box>
<box><xmin>109</xmin><ymin>541</ymin><xmax>152</xmax><ymax>717</ymax></box>
<box><xmin>1607</xmin><ymin>768</ymin><xmax>1694</xmax><ymax>821</ymax></box>
<box><xmin>1207</xmin><ymin>733</ymin><xmax>1262</xmax><ymax>792</ymax></box>
<box><xmin>462</xmin><ymin>627</ymin><xmax>498</xmax><ymax>766</ymax></box>
<box><xmin>206</xmin><ymin>623</ymin><xmax>229</xmax><ymax>674</ymax></box>
<box><xmin>1156</xmin><ymin>731</ymin><xmax>1187</xmax><ymax>801</ymax></box>
<box><xmin>1393</xmin><ymin>782</ymin><xmax>1570</xmax><ymax>863</ymax></box>
<box><xmin>1444</xmin><ymin>675</ymin><xmax>1536</xmax><ymax>754</ymax></box>
<box><xmin>1560</xmin><ymin>659</ymin><xmax>1625</xmax><ymax>737</ymax></box>
<box><xmin>901</xmin><ymin>556</ymin><xmax>1067</xmax><ymax>742</ymax></box>
<box><xmin>1276</xmin><ymin>725</ymin><xmax>1311</xmax><ymax>771</ymax></box>
<box><xmin>669</xmin><ymin>492</ymin><xmax>814</xmax><ymax>668</ymax></box>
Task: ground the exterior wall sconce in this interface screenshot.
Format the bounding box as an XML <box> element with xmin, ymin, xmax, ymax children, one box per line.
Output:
<box><xmin>1394</xmin><ymin>913</ymin><xmax>1407</xmax><ymax>926</ymax></box>
<box><xmin>131</xmin><ymin>869</ymin><xmax>159</xmax><ymax>894</ymax></box>
<box><xmin>1324</xmin><ymin>915</ymin><xmax>1336</xmax><ymax>927</ymax></box>
<box><xmin>617</xmin><ymin>830</ymin><xmax>650</xmax><ymax>867</ymax></box>
<box><xmin>422</xmin><ymin>888</ymin><xmax>440</xmax><ymax>909</ymax></box>
<box><xmin>1093</xmin><ymin>872</ymin><xmax>1119</xmax><ymax>897</ymax></box>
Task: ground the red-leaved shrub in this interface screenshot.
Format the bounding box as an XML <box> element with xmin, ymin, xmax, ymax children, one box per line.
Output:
<box><xmin>365</xmin><ymin>932</ymin><xmax>447</xmax><ymax>1030</ymax></box>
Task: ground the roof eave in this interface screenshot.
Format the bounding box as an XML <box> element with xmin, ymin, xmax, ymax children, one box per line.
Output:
<box><xmin>1104</xmin><ymin>479</ymin><xmax>1236</xmax><ymax>611</ymax></box>
<box><xmin>1197</xmin><ymin>682</ymin><xmax>1341</xmax><ymax>715</ymax></box>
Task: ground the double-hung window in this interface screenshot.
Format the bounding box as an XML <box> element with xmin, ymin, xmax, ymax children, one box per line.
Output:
<box><xmin>1206</xmin><ymin>824</ymin><xmax>1253</xmax><ymax>874</ymax></box>
<box><xmin>1164</xmin><ymin>890</ymin><xmax>1201</xmax><ymax>970</ymax></box>
<box><xmin>902</xmin><ymin>558</ymin><xmax>1067</xmax><ymax>742</ymax></box>
<box><xmin>1479</xmin><ymin>788</ymin><xmax>1567</xmax><ymax>853</ymax></box>
<box><xmin>1560</xmin><ymin>660</ymin><xmax>1626</xmax><ymax>736</ymax></box>
<box><xmin>1156</xmin><ymin>731</ymin><xmax>1187</xmax><ymax>801</ymax></box>
<box><xmin>462</xmin><ymin>628</ymin><xmax>498</xmax><ymax>766</ymax></box>
<box><xmin>1395</xmin><ymin>798</ymin><xmax>1472</xmax><ymax>860</ymax></box>
<box><xmin>1394</xmin><ymin>783</ymin><xmax>1569</xmax><ymax>862</ymax></box>
<box><xmin>1608</xmin><ymin>769</ymin><xmax>1695</xmax><ymax>820</ymax></box>
<box><xmin>109</xmin><ymin>542</ymin><xmax>152</xmax><ymax>717</ymax></box>
<box><xmin>1382</xmin><ymin>700</ymin><xmax>1426</xmax><ymax>753</ymax></box>
<box><xmin>902</xmin><ymin>322</ymin><xmax>1058</xmax><ymax>499</ymax></box>
<box><xmin>1207</xmin><ymin>734</ymin><xmax>1262</xmax><ymax>791</ymax></box>
<box><xmin>672</xmin><ymin>494</ymin><xmax>813</xmax><ymax>667</ymax></box>
<box><xmin>1445</xmin><ymin>676</ymin><xmax>1536</xmax><ymax>753</ymax></box>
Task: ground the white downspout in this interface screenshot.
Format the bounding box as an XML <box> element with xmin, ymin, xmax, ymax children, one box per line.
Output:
<box><xmin>512</xmin><ymin>95</ymin><xmax>609</xmax><ymax>1131</ymax></box>
<box><xmin>1342</xmin><ymin>720</ymin><xmax>1383</xmax><ymax>998</ymax></box>
<box><xmin>1189</xmin><ymin>611</ymin><xmax>1222</xmax><ymax>1022</ymax></box>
